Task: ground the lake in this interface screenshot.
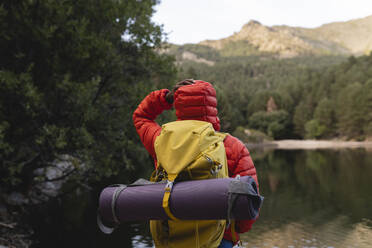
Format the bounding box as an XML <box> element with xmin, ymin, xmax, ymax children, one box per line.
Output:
<box><xmin>30</xmin><ymin>148</ymin><xmax>372</xmax><ymax>248</ymax></box>
<box><xmin>241</xmin><ymin>148</ymin><xmax>372</xmax><ymax>248</ymax></box>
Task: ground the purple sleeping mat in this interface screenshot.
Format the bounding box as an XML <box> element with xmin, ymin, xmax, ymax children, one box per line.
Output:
<box><xmin>98</xmin><ymin>176</ymin><xmax>263</xmax><ymax>229</ymax></box>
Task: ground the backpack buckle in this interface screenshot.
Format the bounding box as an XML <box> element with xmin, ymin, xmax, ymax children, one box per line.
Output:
<box><xmin>165</xmin><ymin>180</ymin><xmax>174</xmax><ymax>192</ymax></box>
<box><xmin>204</xmin><ymin>155</ymin><xmax>214</xmax><ymax>164</ymax></box>
<box><xmin>210</xmin><ymin>163</ymin><xmax>223</xmax><ymax>176</ymax></box>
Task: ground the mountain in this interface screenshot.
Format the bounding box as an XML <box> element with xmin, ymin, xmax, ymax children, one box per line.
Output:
<box><xmin>169</xmin><ymin>15</ymin><xmax>372</xmax><ymax>60</ymax></box>
<box><xmin>168</xmin><ymin>16</ymin><xmax>372</xmax><ymax>141</ymax></box>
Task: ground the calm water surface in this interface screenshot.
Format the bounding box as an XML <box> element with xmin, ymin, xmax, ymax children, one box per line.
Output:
<box><xmin>241</xmin><ymin>148</ymin><xmax>372</xmax><ymax>248</ymax></box>
<box><xmin>30</xmin><ymin>148</ymin><xmax>372</xmax><ymax>248</ymax></box>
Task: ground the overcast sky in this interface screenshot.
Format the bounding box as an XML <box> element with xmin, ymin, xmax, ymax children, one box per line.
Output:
<box><xmin>152</xmin><ymin>0</ymin><xmax>372</xmax><ymax>44</ymax></box>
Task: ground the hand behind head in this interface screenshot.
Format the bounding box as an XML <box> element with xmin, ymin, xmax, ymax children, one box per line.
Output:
<box><xmin>165</xmin><ymin>79</ymin><xmax>195</xmax><ymax>104</ymax></box>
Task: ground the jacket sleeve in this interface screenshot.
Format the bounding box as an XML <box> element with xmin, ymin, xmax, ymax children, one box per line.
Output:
<box><xmin>132</xmin><ymin>89</ymin><xmax>172</xmax><ymax>159</ymax></box>
<box><xmin>231</xmin><ymin>139</ymin><xmax>258</xmax><ymax>185</ymax></box>
<box><xmin>224</xmin><ymin>135</ymin><xmax>259</xmax><ymax>234</ymax></box>
<box><xmin>225</xmin><ymin>135</ymin><xmax>258</xmax><ymax>184</ymax></box>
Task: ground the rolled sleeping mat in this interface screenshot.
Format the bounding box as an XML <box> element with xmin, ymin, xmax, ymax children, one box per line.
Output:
<box><xmin>97</xmin><ymin>176</ymin><xmax>263</xmax><ymax>233</ymax></box>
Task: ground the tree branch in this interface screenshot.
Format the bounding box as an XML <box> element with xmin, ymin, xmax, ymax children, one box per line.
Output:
<box><xmin>42</xmin><ymin>168</ymin><xmax>77</xmax><ymax>182</ymax></box>
<box><xmin>92</xmin><ymin>75</ymin><xmax>112</xmax><ymax>105</ymax></box>
<box><xmin>0</xmin><ymin>222</ymin><xmax>15</xmax><ymax>229</ymax></box>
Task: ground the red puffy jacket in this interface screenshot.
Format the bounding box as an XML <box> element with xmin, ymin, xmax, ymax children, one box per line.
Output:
<box><xmin>132</xmin><ymin>81</ymin><xmax>258</xmax><ymax>242</ymax></box>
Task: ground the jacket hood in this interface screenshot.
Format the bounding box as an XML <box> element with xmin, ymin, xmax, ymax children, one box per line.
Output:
<box><xmin>173</xmin><ymin>80</ymin><xmax>220</xmax><ymax>131</ymax></box>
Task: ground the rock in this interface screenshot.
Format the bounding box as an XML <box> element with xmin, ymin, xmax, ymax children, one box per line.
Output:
<box><xmin>5</xmin><ymin>192</ymin><xmax>29</xmax><ymax>206</ymax></box>
<box><xmin>0</xmin><ymin>203</ymin><xmax>7</xmax><ymax>220</ymax></box>
<box><xmin>181</xmin><ymin>51</ymin><xmax>215</xmax><ymax>66</ymax></box>
<box><xmin>31</xmin><ymin>154</ymin><xmax>83</xmax><ymax>202</ymax></box>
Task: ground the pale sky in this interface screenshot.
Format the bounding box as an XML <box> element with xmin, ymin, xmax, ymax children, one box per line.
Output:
<box><xmin>152</xmin><ymin>0</ymin><xmax>372</xmax><ymax>44</ymax></box>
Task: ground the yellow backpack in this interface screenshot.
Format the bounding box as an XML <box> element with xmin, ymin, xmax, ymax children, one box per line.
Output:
<box><xmin>150</xmin><ymin>120</ymin><xmax>228</xmax><ymax>248</ymax></box>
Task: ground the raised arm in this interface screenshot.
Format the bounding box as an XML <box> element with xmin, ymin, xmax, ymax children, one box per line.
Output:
<box><xmin>132</xmin><ymin>89</ymin><xmax>172</xmax><ymax>159</ymax></box>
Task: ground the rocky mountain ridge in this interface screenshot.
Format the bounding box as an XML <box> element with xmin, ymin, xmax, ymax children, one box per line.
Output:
<box><xmin>198</xmin><ymin>15</ymin><xmax>372</xmax><ymax>58</ymax></box>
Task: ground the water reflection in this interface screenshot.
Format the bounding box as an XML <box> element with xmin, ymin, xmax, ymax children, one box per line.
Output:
<box><xmin>242</xmin><ymin>149</ymin><xmax>372</xmax><ymax>248</ymax></box>
<box><xmin>30</xmin><ymin>149</ymin><xmax>372</xmax><ymax>248</ymax></box>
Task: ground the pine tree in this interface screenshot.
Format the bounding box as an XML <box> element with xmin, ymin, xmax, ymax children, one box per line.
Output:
<box><xmin>0</xmin><ymin>0</ymin><xmax>176</xmax><ymax>192</ymax></box>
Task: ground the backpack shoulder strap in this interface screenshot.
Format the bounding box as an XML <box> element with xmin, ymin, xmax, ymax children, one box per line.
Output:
<box><xmin>216</xmin><ymin>131</ymin><xmax>228</xmax><ymax>140</ymax></box>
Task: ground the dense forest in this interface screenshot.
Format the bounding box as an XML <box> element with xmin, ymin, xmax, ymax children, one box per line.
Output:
<box><xmin>1</xmin><ymin>0</ymin><xmax>372</xmax><ymax>196</ymax></box>
<box><xmin>172</xmin><ymin>44</ymin><xmax>372</xmax><ymax>141</ymax></box>
<box><xmin>0</xmin><ymin>0</ymin><xmax>176</xmax><ymax>196</ymax></box>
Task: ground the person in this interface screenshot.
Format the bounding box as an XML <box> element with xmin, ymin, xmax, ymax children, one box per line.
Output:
<box><xmin>133</xmin><ymin>79</ymin><xmax>259</xmax><ymax>247</ymax></box>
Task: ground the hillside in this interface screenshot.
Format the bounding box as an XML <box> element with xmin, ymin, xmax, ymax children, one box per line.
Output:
<box><xmin>167</xmin><ymin>15</ymin><xmax>372</xmax><ymax>141</ymax></box>
<box><xmin>168</xmin><ymin>15</ymin><xmax>372</xmax><ymax>60</ymax></box>
<box><xmin>176</xmin><ymin>49</ymin><xmax>372</xmax><ymax>141</ymax></box>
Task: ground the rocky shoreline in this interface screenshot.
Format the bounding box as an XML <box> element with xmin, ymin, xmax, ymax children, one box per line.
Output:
<box><xmin>246</xmin><ymin>139</ymin><xmax>372</xmax><ymax>150</ymax></box>
<box><xmin>0</xmin><ymin>204</ymin><xmax>33</xmax><ymax>248</ymax></box>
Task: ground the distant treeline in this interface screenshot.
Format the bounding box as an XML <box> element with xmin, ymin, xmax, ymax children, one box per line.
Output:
<box><xmin>175</xmin><ymin>46</ymin><xmax>372</xmax><ymax>141</ymax></box>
